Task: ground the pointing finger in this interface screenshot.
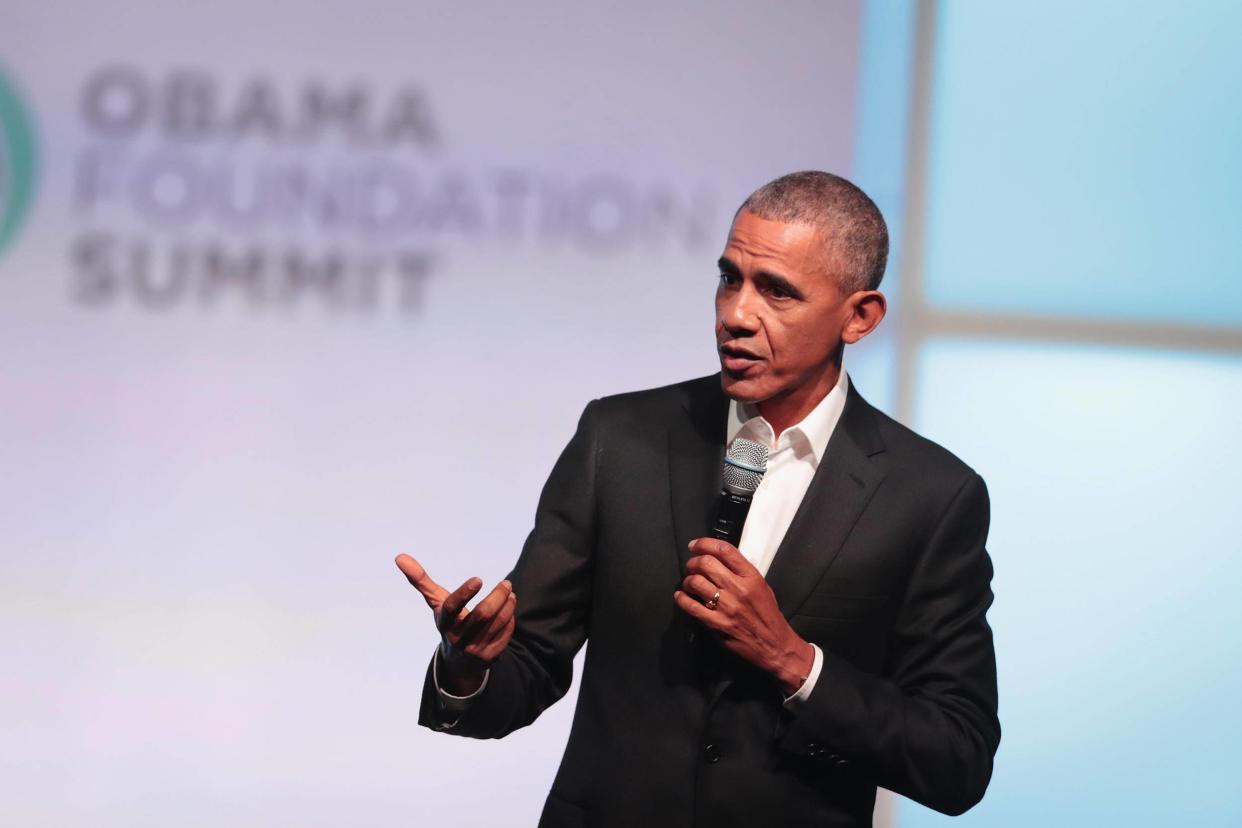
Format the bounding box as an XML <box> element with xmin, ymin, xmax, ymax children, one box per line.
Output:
<box><xmin>395</xmin><ymin>553</ymin><xmax>449</xmax><ymax>609</ymax></box>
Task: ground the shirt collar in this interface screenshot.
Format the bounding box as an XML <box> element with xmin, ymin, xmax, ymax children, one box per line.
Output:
<box><xmin>725</xmin><ymin>369</ymin><xmax>849</xmax><ymax>465</ymax></box>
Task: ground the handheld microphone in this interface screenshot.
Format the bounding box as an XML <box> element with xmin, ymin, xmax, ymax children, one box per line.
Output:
<box><xmin>710</xmin><ymin>438</ymin><xmax>768</xmax><ymax>547</ymax></box>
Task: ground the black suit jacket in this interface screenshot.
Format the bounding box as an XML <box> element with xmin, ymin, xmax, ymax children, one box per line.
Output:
<box><xmin>420</xmin><ymin>375</ymin><xmax>1000</xmax><ymax>827</ymax></box>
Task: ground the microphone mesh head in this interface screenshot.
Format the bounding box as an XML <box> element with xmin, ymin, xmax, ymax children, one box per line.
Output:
<box><xmin>722</xmin><ymin>437</ymin><xmax>768</xmax><ymax>494</ymax></box>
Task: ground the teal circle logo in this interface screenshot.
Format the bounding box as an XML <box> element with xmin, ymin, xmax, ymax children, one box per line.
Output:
<box><xmin>0</xmin><ymin>70</ymin><xmax>38</xmax><ymax>257</ymax></box>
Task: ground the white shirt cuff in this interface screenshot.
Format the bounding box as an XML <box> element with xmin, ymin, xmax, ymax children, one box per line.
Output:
<box><xmin>433</xmin><ymin>645</ymin><xmax>490</xmax><ymax>721</ymax></box>
<box><xmin>783</xmin><ymin>643</ymin><xmax>823</xmax><ymax>708</ymax></box>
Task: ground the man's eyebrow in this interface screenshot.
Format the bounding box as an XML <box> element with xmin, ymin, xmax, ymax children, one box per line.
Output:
<box><xmin>716</xmin><ymin>257</ymin><xmax>803</xmax><ymax>297</ymax></box>
<box><xmin>758</xmin><ymin>270</ymin><xmax>802</xmax><ymax>297</ymax></box>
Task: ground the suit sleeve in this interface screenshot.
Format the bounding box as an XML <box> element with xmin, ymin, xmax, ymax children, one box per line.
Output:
<box><xmin>418</xmin><ymin>400</ymin><xmax>600</xmax><ymax>738</ymax></box>
<box><xmin>778</xmin><ymin>472</ymin><xmax>1000</xmax><ymax>816</ymax></box>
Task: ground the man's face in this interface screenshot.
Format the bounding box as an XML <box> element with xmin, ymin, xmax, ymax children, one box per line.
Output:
<box><xmin>714</xmin><ymin>210</ymin><xmax>855</xmax><ymax>412</ymax></box>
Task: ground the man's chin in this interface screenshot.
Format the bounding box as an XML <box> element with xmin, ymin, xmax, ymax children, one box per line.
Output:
<box><xmin>719</xmin><ymin>372</ymin><xmax>768</xmax><ymax>403</ymax></box>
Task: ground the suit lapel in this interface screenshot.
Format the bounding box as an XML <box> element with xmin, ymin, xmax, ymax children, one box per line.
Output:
<box><xmin>665</xmin><ymin>377</ymin><xmax>734</xmax><ymax>693</ymax></box>
<box><xmin>668</xmin><ymin>377</ymin><xmax>728</xmax><ymax>572</ymax></box>
<box><xmin>764</xmin><ymin>382</ymin><xmax>888</xmax><ymax>618</ymax></box>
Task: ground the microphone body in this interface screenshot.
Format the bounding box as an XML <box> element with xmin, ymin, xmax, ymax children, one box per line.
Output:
<box><xmin>710</xmin><ymin>438</ymin><xmax>768</xmax><ymax>547</ymax></box>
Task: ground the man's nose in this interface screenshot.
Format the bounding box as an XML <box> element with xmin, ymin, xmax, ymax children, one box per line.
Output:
<box><xmin>720</xmin><ymin>285</ymin><xmax>761</xmax><ymax>334</ymax></box>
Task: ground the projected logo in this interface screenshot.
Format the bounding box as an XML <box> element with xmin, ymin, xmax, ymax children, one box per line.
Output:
<box><xmin>0</xmin><ymin>71</ymin><xmax>38</xmax><ymax>258</ymax></box>
<box><xmin>67</xmin><ymin>66</ymin><xmax>715</xmax><ymax>317</ymax></box>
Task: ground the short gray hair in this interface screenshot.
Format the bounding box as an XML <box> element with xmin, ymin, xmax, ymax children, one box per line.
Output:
<box><xmin>739</xmin><ymin>171</ymin><xmax>889</xmax><ymax>293</ymax></box>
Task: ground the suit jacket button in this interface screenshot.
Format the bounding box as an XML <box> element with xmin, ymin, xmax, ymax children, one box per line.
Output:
<box><xmin>703</xmin><ymin>744</ymin><xmax>721</xmax><ymax>764</ymax></box>
<box><xmin>834</xmin><ymin>757</ymin><xmax>851</xmax><ymax>768</ymax></box>
<box><xmin>807</xmin><ymin>743</ymin><xmax>828</xmax><ymax>760</ymax></box>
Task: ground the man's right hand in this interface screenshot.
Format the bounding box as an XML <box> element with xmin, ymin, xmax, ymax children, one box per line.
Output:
<box><xmin>395</xmin><ymin>553</ymin><xmax>518</xmax><ymax>696</ymax></box>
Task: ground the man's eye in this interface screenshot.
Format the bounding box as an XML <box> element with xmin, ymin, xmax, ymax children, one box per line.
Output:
<box><xmin>767</xmin><ymin>284</ymin><xmax>791</xmax><ymax>299</ymax></box>
<box><xmin>718</xmin><ymin>271</ymin><xmax>739</xmax><ymax>286</ymax></box>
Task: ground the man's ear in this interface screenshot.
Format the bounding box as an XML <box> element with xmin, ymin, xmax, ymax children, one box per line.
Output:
<box><xmin>842</xmin><ymin>291</ymin><xmax>887</xmax><ymax>344</ymax></box>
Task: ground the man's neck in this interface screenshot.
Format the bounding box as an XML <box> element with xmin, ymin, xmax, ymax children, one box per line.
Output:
<box><xmin>756</xmin><ymin>366</ymin><xmax>843</xmax><ymax>439</ymax></box>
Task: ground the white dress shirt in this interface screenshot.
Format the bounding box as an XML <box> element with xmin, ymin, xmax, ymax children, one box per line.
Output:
<box><xmin>726</xmin><ymin>368</ymin><xmax>850</xmax><ymax>705</ymax></box>
<box><xmin>436</xmin><ymin>369</ymin><xmax>850</xmax><ymax>713</ymax></box>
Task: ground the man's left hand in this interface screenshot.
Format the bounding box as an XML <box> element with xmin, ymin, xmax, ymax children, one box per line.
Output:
<box><xmin>675</xmin><ymin>537</ymin><xmax>814</xmax><ymax>696</ymax></box>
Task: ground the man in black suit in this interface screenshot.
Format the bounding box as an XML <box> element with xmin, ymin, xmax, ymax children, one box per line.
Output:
<box><xmin>396</xmin><ymin>172</ymin><xmax>999</xmax><ymax>826</ymax></box>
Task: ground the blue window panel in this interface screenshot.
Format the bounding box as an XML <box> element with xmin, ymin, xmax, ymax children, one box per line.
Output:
<box><xmin>922</xmin><ymin>2</ymin><xmax>1242</xmax><ymax>326</ymax></box>
<box><xmin>854</xmin><ymin>0</ymin><xmax>917</xmax><ymax>305</ymax></box>
<box><xmin>844</xmin><ymin>331</ymin><xmax>898</xmax><ymax>417</ymax></box>
<box><xmin>846</xmin><ymin>0</ymin><xmax>919</xmax><ymax>420</ymax></box>
<box><xmin>899</xmin><ymin>340</ymin><xmax>1242</xmax><ymax>826</ymax></box>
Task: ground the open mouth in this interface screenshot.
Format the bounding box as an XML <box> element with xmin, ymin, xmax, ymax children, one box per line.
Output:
<box><xmin>718</xmin><ymin>344</ymin><xmax>763</xmax><ymax>373</ymax></box>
